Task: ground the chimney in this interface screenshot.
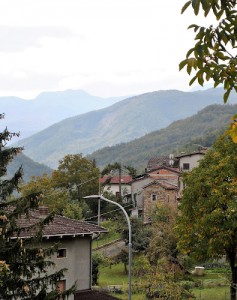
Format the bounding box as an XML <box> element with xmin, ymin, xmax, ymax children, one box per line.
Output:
<box><xmin>39</xmin><ymin>206</ymin><xmax>49</xmax><ymax>216</ymax></box>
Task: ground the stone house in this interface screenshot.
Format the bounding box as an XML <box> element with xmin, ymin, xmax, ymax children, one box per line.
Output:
<box><xmin>17</xmin><ymin>206</ymin><xmax>107</xmax><ymax>300</ymax></box>
<box><xmin>142</xmin><ymin>180</ymin><xmax>179</xmax><ymax>223</ymax></box>
<box><xmin>130</xmin><ymin>173</ymin><xmax>154</xmax><ymax>217</ymax></box>
<box><xmin>129</xmin><ymin>166</ymin><xmax>180</xmax><ymax>220</ymax></box>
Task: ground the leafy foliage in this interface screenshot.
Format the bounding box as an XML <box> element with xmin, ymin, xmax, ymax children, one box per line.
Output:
<box><xmin>180</xmin><ymin>0</ymin><xmax>237</xmax><ymax>142</ymax></box>
<box><xmin>176</xmin><ymin>134</ymin><xmax>237</xmax><ymax>299</ymax></box>
<box><xmin>147</xmin><ymin>203</ymin><xmax>179</xmax><ymax>265</ymax></box>
<box><xmin>180</xmin><ymin>0</ymin><xmax>237</xmax><ymax>102</ymax></box>
<box><xmin>21</xmin><ymin>154</ymin><xmax>100</xmax><ymax>219</ymax></box>
<box><xmin>118</xmin><ymin>217</ymin><xmax>152</xmax><ymax>253</ymax></box>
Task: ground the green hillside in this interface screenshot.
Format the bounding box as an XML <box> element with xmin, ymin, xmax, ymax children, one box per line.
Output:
<box><xmin>14</xmin><ymin>88</ymin><xmax>237</xmax><ymax>168</ymax></box>
<box><xmin>7</xmin><ymin>153</ymin><xmax>52</xmax><ymax>182</ymax></box>
<box><xmin>88</xmin><ymin>104</ymin><xmax>236</xmax><ymax>172</ymax></box>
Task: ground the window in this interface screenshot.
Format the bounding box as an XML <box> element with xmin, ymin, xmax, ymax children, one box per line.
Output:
<box><xmin>183</xmin><ymin>163</ymin><xmax>190</xmax><ymax>170</ymax></box>
<box><xmin>57</xmin><ymin>249</ymin><xmax>67</xmax><ymax>258</ymax></box>
<box><xmin>151</xmin><ymin>194</ymin><xmax>157</xmax><ymax>201</ymax></box>
<box><xmin>57</xmin><ymin>280</ymin><xmax>66</xmax><ymax>292</ymax></box>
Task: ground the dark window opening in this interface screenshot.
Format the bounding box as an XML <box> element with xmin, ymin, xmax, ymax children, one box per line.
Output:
<box><xmin>183</xmin><ymin>163</ymin><xmax>190</xmax><ymax>170</ymax></box>
<box><xmin>57</xmin><ymin>249</ymin><xmax>67</xmax><ymax>258</ymax></box>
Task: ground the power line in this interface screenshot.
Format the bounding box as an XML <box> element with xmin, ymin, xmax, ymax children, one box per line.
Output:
<box><xmin>84</xmin><ymin>203</ymin><xmax>133</xmax><ymax>221</ymax></box>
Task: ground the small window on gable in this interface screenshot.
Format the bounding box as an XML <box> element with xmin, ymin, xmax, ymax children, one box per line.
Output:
<box><xmin>57</xmin><ymin>249</ymin><xmax>67</xmax><ymax>258</ymax></box>
<box><xmin>151</xmin><ymin>194</ymin><xmax>157</xmax><ymax>201</ymax></box>
<box><xmin>183</xmin><ymin>163</ymin><xmax>190</xmax><ymax>170</ymax></box>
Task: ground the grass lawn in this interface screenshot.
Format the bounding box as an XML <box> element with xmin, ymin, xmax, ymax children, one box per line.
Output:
<box><xmin>97</xmin><ymin>262</ymin><xmax>232</xmax><ymax>300</ymax></box>
<box><xmin>92</xmin><ymin>220</ymin><xmax>121</xmax><ymax>249</ymax></box>
<box><xmin>193</xmin><ymin>286</ymin><xmax>230</xmax><ymax>299</ymax></box>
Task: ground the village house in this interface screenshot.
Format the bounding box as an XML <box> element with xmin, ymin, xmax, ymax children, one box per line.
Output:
<box><xmin>175</xmin><ymin>148</ymin><xmax>207</xmax><ymax>172</ymax></box>
<box><xmin>98</xmin><ymin>149</ymin><xmax>206</xmax><ymax>222</ymax></box>
<box><xmin>100</xmin><ymin>175</ymin><xmax>133</xmax><ymax>199</ymax></box>
<box><xmin>16</xmin><ymin>206</ymin><xmax>110</xmax><ymax>300</ymax></box>
<box><xmin>142</xmin><ymin>180</ymin><xmax>178</xmax><ymax>223</ymax></box>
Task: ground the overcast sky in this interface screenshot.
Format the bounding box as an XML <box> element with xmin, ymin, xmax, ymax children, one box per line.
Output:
<box><xmin>0</xmin><ymin>0</ymin><xmax>212</xmax><ymax>99</ymax></box>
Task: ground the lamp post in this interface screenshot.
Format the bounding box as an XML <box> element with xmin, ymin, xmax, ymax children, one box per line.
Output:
<box><xmin>83</xmin><ymin>194</ymin><xmax>132</xmax><ymax>300</ymax></box>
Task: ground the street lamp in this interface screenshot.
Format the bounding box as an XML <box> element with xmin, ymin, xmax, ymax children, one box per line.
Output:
<box><xmin>83</xmin><ymin>194</ymin><xmax>132</xmax><ymax>300</ymax></box>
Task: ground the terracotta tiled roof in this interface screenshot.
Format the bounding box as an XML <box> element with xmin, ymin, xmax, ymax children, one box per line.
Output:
<box><xmin>175</xmin><ymin>150</ymin><xmax>207</xmax><ymax>158</ymax></box>
<box><xmin>147</xmin><ymin>156</ymin><xmax>178</xmax><ymax>170</ymax></box>
<box><xmin>147</xmin><ymin>166</ymin><xmax>180</xmax><ymax>174</ymax></box>
<box><xmin>14</xmin><ymin>207</ymin><xmax>107</xmax><ymax>239</ymax></box>
<box><xmin>74</xmin><ymin>290</ymin><xmax>121</xmax><ymax>300</ymax></box>
<box><xmin>100</xmin><ymin>176</ymin><xmax>133</xmax><ymax>184</ymax></box>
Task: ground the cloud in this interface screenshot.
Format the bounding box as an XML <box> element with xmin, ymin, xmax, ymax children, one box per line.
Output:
<box><xmin>0</xmin><ymin>26</ymin><xmax>76</xmax><ymax>52</ymax></box>
<box><xmin>0</xmin><ymin>70</ymin><xmax>66</xmax><ymax>91</ymax></box>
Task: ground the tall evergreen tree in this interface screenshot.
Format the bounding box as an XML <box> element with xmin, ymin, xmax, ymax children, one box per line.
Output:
<box><xmin>0</xmin><ymin>114</ymin><xmax>73</xmax><ymax>299</ymax></box>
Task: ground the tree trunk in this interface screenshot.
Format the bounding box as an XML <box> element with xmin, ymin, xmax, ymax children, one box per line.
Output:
<box><xmin>124</xmin><ymin>262</ymin><xmax>128</xmax><ymax>275</ymax></box>
<box><xmin>227</xmin><ymin>250</ymin><xmax>237</xmax><ymax>300</ymax></box>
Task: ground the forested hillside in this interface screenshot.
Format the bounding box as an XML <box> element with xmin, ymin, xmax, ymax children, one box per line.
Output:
<box><xmin>88</xmin><ymin>104</ymin><xmax>235</xmax><ymax>172</ymax></box>
<box><xmin>14</xmin><ymin>88</ymin><xmax>237</xmax><ymax>168</ymax></box>
<box><xmin>7</xmin><ymin>153</ymin><xmax>52</xmax><ymax>182</ymax></box>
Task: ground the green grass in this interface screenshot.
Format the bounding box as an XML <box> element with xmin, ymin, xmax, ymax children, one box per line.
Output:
<box><xmin>97</xmin><ymin>262</ymin><xmax>232</xmax><ymax>300</ymax></box>
<box><xmin>92</xmin><ymin>220</ymin><xmax>121</xmax><ymax>249</ymax></box>
<box><xmin>193</xmin><ymin>286</ymin><xmax>230</xmax><ymax>299</ymax></box>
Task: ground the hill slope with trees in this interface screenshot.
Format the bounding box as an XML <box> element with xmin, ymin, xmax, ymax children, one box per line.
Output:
<box><xmin>7</xmin><ymin>153</ymin><xmax>52</xmax><ymax>182</ymax></box>
<box><xmin>14</xmin><ymin>88</ymin><xmax>237</xmax><ymax>168</ymax></box>
<box><xmin>88</xmin><ymin>104</ymin><xmax>236</xmax><ymax>172</ymax></box>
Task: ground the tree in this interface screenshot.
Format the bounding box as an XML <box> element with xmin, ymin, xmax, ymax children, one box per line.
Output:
<box><xmin>119</xmin><ymin>217</ymin><xmax>152</xmax><ymax>253</ymax></box>
<box><xmin>179</xmin><ymin>0</ymin><xmax>237</xmax><ymax>140</ymax></box>
<box><xmin>0</xmin><ymin>114</ymin><xmax>73</xmax><ymax>299</ymax></box>
<box><xmin>22</xmin><ymin>154</ymin><xmax>100</xmax><ymax>219</ymax></box>
<box><xmin>53</xmin><ymin>154</ymin><xmax>100</xmax><ymax>201</ymax></box>
<box><xmin>147</xmin><ymin>203</ymin><xmax>179</xmax><ymax>266</ymax></box>
<box><xmin>176</xmin><ymin>135</ymin><xmax>237</xmax><ymax>300</ymax></box>
<box><xmin>20</xmin><ymin>174</ymin><xmax>83</xmax><ymax>219</ymax></box>
<box><xmin>20</xmin><ymin>174</ymin><xmax>69</xmax><ymax>213</ymax></box>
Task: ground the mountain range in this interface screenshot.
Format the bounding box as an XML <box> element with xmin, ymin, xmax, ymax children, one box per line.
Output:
<box><xmin>13</xmin><ymin>88</ymin><xmax>237</xmax><ymax>169</ymax></box>
<box><xmin>0</xmin><ymin>89</ymin><xmax>124</xmax><ymax>142</ymax></box>
<box><xmin>88</xmin><ymin>104</ymin><xmax>235</xmax><ymax>172</ymax></box>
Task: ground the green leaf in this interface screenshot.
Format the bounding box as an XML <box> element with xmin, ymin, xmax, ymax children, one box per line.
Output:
<box><xmin>186</xmin><ymin>48</ymin><xmax>195</xmax><ymax>58</ymax></box>
<box><xmin>187</xmin><ymin>64</ymin><xmax>192</xmax><ymax>75</ymax></box>
<box><xmin>188</xmin><ymin>24</ymin><xmax>199</xmax><ymax>31</ymax></box>
<box><xmin>223</xmin><ymin>89</ymin><xmax>231</xmax><ymax>103</ymax></box>
<box><xmin>189</xmin><ymin>75</ymin><xmax>198</xmax><ymax>85</ymax></box>
<box><xmin>192</xmin><ymin>0</ymin><xmax>201</xmax><ymax>15</ymax></box>
<box><xmin>181</xmin><ymin>1</ymin><xmax>192</xmax><ymax>14</ymax></box>
<box><xmin>179</xmin><ymin>59</ymin><xmax>188</xmax><ymax>71</ymax></box>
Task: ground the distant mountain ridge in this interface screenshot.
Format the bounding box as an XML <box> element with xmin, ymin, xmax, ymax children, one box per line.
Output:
<box><xmin>88</xmin><ymin>103</ymin><xmax>235</xmax><ymax>171</ymax></box>
<box><xmin>0</xmin><ymin>89</ymin><xmax>124</xmax><ymax>141</ymax></box>
<box><xmin>14</xmin><ymin>88</ymin><xmax>237</xmax><ymax>168</ymax></box>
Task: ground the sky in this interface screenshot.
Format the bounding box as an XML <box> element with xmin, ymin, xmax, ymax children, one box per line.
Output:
<box><xmin>0</xmin><ymin>0</ymin><xmax>212</xmax><ymax>99</ymax></box>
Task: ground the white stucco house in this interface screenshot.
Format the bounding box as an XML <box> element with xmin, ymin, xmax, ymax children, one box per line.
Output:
<box><xmin>100</xmin><ymin>175</ymin><xmax>133</xmax><ymax>199</ymax></box>
<box><xmin>16</xmin><ymin>206</ymin><xmax>111</xmax><ymax>300</ymax></box>
<box><xmin>175</xmin><ymin>149</ymin><xmax>206</xmax><ymax>172</ymax></box>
